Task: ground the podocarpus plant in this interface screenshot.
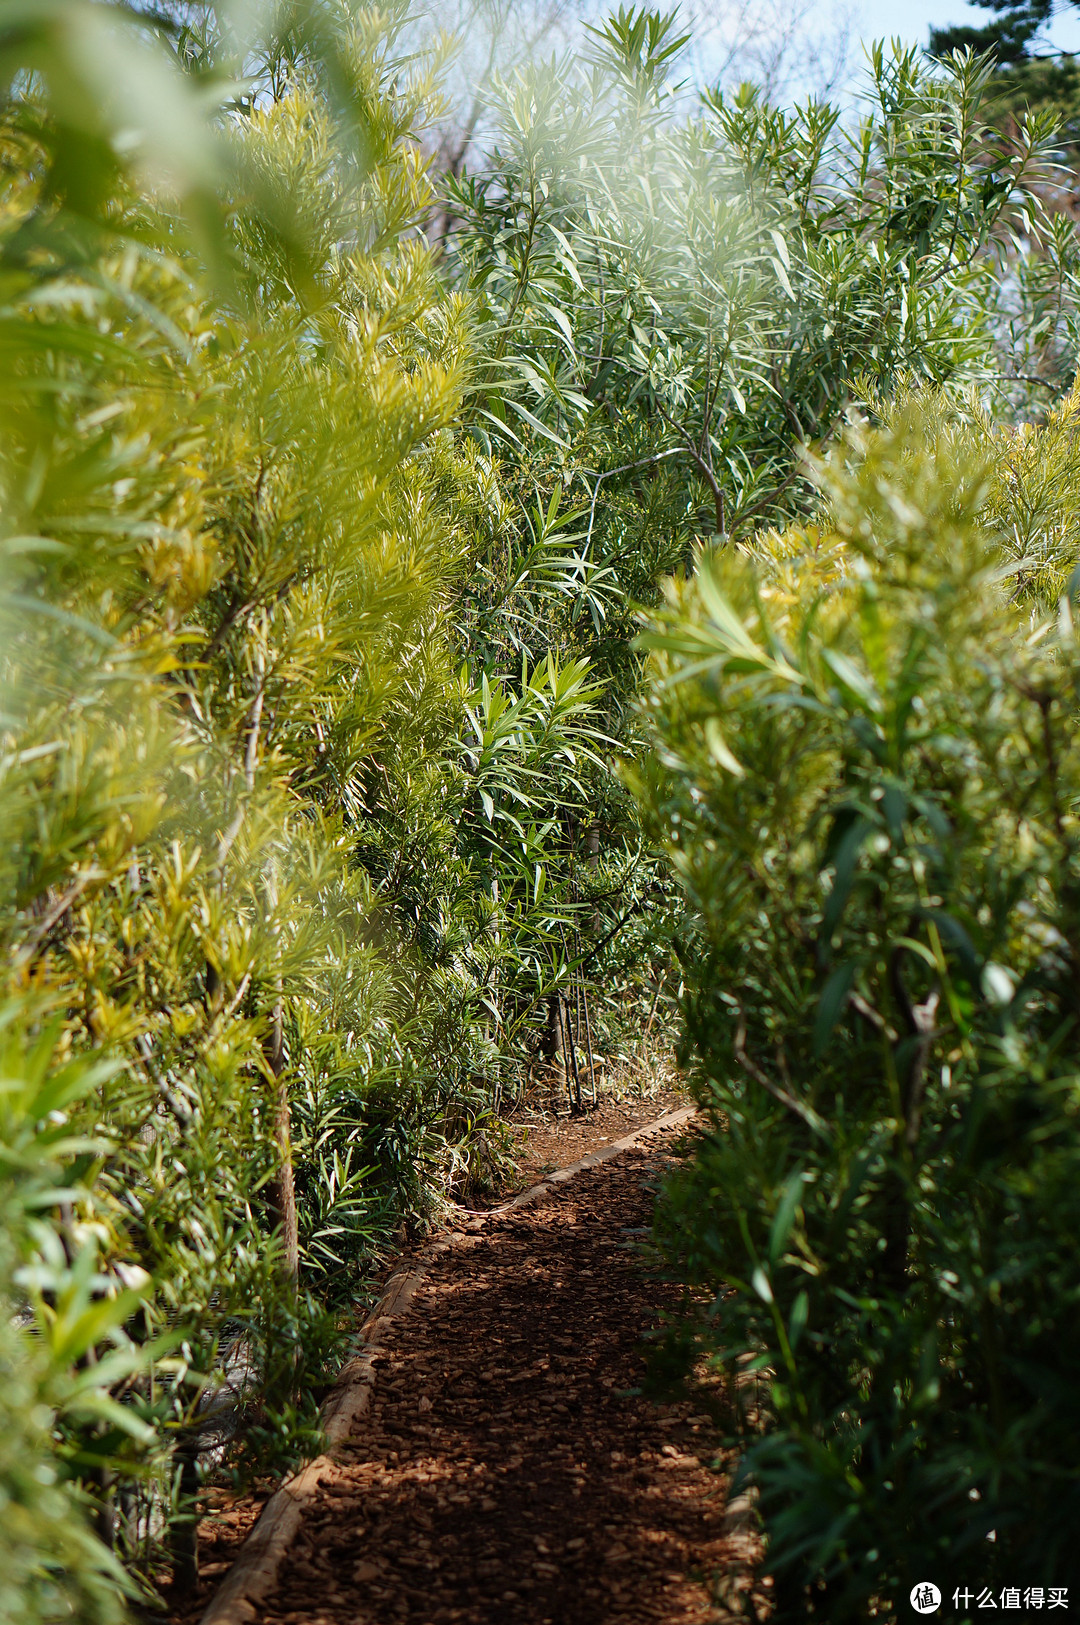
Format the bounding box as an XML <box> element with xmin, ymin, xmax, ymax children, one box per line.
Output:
<box><xmin>0</xmin><ymin>0</ymin><xmax>615</xmax><ymax>1605</ymax></box>
<box><xmin>5</xmin><ymin>2</ymin><xmax>1080</xmax><ymax>1615</ymax></box>
<box><xmin>439</xmin><ymin>16</ymin><xmax>1080</xmax><ymax>1064</ymax></box>
<box><xmin>636</xmin><ymin>398</ymin><xmax>1080</xmax><ymax>1615</ymax></box>
<box><xmin>444</xmin><ymin>16</ymin><xmax>1074</xmax><ymax>549</ymax></box>
<box><xmin>0</xmin><ymin>1009</ymin><xmax>152</xmax><ymax>1625</ymax></box>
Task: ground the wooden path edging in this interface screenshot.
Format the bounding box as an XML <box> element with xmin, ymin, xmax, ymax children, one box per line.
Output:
<box><xmin>197</xmin><ymin>1103</ymin><xmax>696</xmax><ymax>1625</ymax></box>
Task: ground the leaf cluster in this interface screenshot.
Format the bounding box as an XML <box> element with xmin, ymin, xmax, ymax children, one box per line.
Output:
<box><xmin>638</xmin><ymin>396</ymin><xmax>1080</xmax><ymax>1612</ymax></box>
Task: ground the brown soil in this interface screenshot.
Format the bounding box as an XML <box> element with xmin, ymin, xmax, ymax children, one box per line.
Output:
<box><xmin>499</xmin><ymin>1086</ymin><xmax>690</xmax><ymax>1194</ymax></box>
<box><xmin>176</xmin><ymin>1121</ymin><xmax>765</xmax><ymax>1625</ymax></box>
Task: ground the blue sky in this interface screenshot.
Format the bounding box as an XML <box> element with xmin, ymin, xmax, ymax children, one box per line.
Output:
<box><xmin>688</xmin><ymin>0</ymin><xmax>1080</xmax><ymax>107</ymax></box>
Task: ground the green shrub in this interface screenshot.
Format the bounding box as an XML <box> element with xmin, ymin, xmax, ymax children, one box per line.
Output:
<box><xmin>0</xmin><ymin>1008</ymin><xmax>152</xmax><ymax>1624</ymax></box>
<box><xmin>0</xmin><ymin>0</ymin><xmax>614</xmax><ymax>1601</ymax></box>
<box><xmin>637</xmin><ymin>397</ymin><xmax>1080</xmax><ymax>1614</ymax></box>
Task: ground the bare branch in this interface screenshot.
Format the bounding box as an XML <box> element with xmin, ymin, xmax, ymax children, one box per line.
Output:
<box><xmin>733</xmin><ymin>1009</ymin><xmax>830</xmax><ymax>1135</ymax></box>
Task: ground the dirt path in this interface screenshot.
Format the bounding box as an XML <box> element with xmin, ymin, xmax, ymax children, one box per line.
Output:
<box><xmin>191</xmin><ymin>1123</ymin><xmax>762</xmax><ymax>1625</ymax></box>
<box><xmin>504</xmin><ymin>1086</ymin><xmax>689</xmax><ymax>1187</ymax></box>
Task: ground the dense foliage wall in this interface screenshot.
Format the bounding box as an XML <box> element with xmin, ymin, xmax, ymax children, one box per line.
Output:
<box><xmin>0</xmin><ymin>5</ymin><xmax>624</xmax><ymax>1610</ymax></box>
<box><xmin>2</xmin><ymin>1</ymin><xmax>1079</xmax><ymax>1619</ymax></box>
<box><xmin>640</xmin><ymin>394</ymin><xmax>1080</xmax><ymax>1613</ymax></box>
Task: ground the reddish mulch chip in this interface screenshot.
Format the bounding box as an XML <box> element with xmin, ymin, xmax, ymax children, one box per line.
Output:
<box><xmin>173</xmin><ymin>1123</ymin><xmax>768</xmax><ymax>1625</ymax></box>
<box><xmin>501</xmin><ymin>1086</ymin><xmax>690</xmax><ymax>1191</ymax></box>
<box><xmin>190</xmin><ymin>1132</ymin><xmax>764</xmax><ymax>1625</ymax></box>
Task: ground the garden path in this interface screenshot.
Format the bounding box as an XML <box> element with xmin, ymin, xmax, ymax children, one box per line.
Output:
<box><xmin>179</xmin><ymin>1111</ymin><xmax>764</xmax><ymax>1625</ymax></box>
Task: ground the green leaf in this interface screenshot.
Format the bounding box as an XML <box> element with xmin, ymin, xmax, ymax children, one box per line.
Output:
<box><xmin>769</xmin><ymin>1168</ymin><xmax>806</xmax><ymax>1264</ymax></box>
<box><xmin>751</xmin><ymin>1266</ymin><xmax>774</xmax><ymax>1303</ymax></box>
<box><xmin>821</xmin><ymin>648</ymin><xmax>882</xmax><ymax>717</ymax></box>
<box><xmin>789</xmin><ymin>1290</ymin><xmax>809</xmax><ymax>1349</ymax></box>
<box><xmin>813</xmin><ymin>962</ymin><xmax>858</xmax><ymax>1056</ymax></box>
<box><xmin>822</xmin><ymin>817</ymin><xmax>873</xmax><ymax>938</ymax></box>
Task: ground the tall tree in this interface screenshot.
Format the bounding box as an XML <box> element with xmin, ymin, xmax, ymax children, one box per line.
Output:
<box><xmin>930</xmin><ymin>0</ymin><xmax>1080</xmax><ymax>152</ymax></box>
<box><xmin>930</xmin><ymin>0</ymin><xmax>1063</xmax><ymax>62</ymax></box>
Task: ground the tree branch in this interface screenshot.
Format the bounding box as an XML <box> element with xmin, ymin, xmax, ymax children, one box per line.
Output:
<box><xmin>733</xmin><ymin>1009</ymin><xmax>830</xmax><ymax>1136</ymax></box>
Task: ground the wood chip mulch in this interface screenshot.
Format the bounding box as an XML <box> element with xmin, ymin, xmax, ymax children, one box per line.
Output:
<box><xmin>502</xmin><ymin>1087</ymin><xmax>690</xmax><ymax>1191</ymax></box>
<box><xmin>187</xmin><ymin>1127</ymin><xmax>766</xmax><ymax>1624</ymax></box>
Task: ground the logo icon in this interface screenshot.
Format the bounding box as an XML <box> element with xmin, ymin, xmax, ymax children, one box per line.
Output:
<box><xmin>910</xmin><ymin>1583</ymin><xmax>942</xmax><ymax>1614</ymax></box>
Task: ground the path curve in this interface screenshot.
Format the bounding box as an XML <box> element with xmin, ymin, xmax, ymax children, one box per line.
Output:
<box><xmin>194</xmin><ymin>1109</ymin><xmax>761</xmax><ymax>1625</ymax></box>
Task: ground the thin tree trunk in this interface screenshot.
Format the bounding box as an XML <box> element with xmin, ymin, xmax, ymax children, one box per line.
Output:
<box><xmin>583</xmin><ymin>822</ymin><xmax>600</xmax><ymax>1103</ymax></box>
<box><xmin>542</xmin><ymin>987</ymin><xmax>564</xmax><ymax>1099</ymax></box>
<box><xmin>644</xmin><ymin>975</ymin><xmax>664</xmax><ymax>1041</ymax></box>
<box><xmin>171</xmin><ymin>1436</ymin><xmax>200</xmax><ymax>1594</ymax></box>
<box><xmin>881</xmin><ymin>949</ymin><xmax>939</xmax><ymax>1291</ymax></box>
<box><xmin>561</xmin><ymin>993</ymin><xmax>583</xmax><ymax>1115</ymax></box>
<box><xmin>265</xmin><ymin>995</ymin><xmax>299</xmax><ymax>1292</ymax></box>
<box><xmin>581</xmin><ymin>981</ymin><xmax>598</xmax><ymax>1107</ymax></box>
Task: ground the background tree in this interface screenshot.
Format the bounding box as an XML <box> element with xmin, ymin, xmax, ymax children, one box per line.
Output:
<box><xmin>931</xmin><ymin>0</ymin><xmax>1062</xmax><ymax>61</ymax></box>
<box><xmin>931</xmin><ymin>0</ymin><xmax>1080</xmax><ymax>151</ymax></box>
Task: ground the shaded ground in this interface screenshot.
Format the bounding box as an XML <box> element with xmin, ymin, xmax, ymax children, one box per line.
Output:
<box><xmin>182</xmin><ymin>1124</ymin><xmax>765</xmax><ymax>1625</ymax></box>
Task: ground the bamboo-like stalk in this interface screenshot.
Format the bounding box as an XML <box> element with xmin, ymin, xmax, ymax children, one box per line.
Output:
<box><xmin>581</xmin><ymin>979</ymin><xmax>598</xmax><ymax>1107</ymax></box>
<box><xmin>561</xmin><ymin>991</ymin><xmax>583</xmax><ymax>1114</ymax></box>
<box><xmin>265</xmin><ymin>995</ymin><xmax>299</xmax><ymax>1293</ymax></box>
